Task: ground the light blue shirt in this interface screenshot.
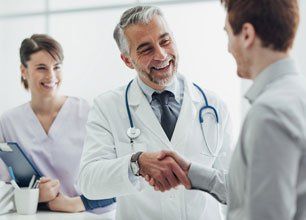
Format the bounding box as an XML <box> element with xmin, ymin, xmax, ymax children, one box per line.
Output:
<box><xmin>128</xmin><ymin>75</ymin><xmax>184</xmax><ymax>180</ymax></box>
<box><xmin>137</xmin><ymin>75</ymin><xmax>184</xmax><ymax>121</ymax></box>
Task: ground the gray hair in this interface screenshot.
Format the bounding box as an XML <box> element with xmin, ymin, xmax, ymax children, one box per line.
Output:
<box><xmin>113</xmin><ymin>5</ymin><xmax>164</xmax><ymax>55</ymax></box>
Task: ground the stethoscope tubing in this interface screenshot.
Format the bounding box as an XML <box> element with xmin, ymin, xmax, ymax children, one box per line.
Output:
<box><xmin>125</xmin><ymin>79</ymin><xmax>221</xmax><ymax>157</ymax></box>
<box><xmin>125</xmin><ymin>80</ymin><xmax>135</xmax><ymax>128</ymax></box>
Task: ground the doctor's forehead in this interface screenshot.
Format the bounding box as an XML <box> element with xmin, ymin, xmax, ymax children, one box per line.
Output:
<box><xmin>125</xmin><ymin>16</ymin><xmax>173</xmax><ymax>43</ymax></box>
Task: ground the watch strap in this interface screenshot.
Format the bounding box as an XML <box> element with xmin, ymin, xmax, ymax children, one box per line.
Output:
<box><xmin>131</xmin><ymin>151</ymin><xmax>143</xmax><ymax>163</ymax></box>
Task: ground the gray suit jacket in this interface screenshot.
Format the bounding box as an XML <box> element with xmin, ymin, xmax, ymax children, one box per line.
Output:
<box><xmin>188</xmin><ymin>57</ymin><xmax>306</xmax><ymax>220</ymax></box>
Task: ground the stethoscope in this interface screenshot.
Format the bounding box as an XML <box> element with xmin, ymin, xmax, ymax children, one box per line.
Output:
<box><xmin>125</xmin><ymin>79</ymin><xmax>221</xmax><ymax>157</ymax></box>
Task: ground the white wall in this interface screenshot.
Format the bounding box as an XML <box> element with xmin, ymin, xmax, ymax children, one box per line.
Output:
<box><xmin>0</xmin><ymin>1</ymin><xmax>241</xmax><ymax>139</ymax></box>
<box><xmin>0</xmin><ymin>0</ymin><xmax>305</xmax><ymax>157</ymax></box>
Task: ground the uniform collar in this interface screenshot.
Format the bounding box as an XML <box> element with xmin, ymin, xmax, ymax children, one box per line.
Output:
<box><xmin>128</xmin><ymin>74</ymin><xmax>201</xmax><ymax>106</ymax></box>
<box><xmin>137</xmin><ymin>75</ymin><xmax>181</xmax><ymax>104</ymax></box>
<box><xmin>245</xmin><ymin>57</ymin><xmax>299</xmax><ymax>104</ymax></box>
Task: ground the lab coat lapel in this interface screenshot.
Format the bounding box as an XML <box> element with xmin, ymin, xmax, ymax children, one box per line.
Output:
<box><xmin>171</xmin><ymin>77</ymin><xmax>202</xmax><ymax>148</ymax></box>
<box><xmin>128</xmin><ymin>80</ymin><xmax>172</xmax><ymax>148</ymax></box>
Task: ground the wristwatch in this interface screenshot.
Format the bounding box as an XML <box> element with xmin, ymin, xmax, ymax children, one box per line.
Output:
<box><xmin>130</xmin><ymin>151</ymin><xmax>143</xmax><ymax>176</ymax></box>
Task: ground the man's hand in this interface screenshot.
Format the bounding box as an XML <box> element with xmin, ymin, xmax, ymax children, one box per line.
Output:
<box><xmin>138</xmin><ymin>152</ymin><xmax>191</xmax><ymax>192</ymax></box>
<box><xmin>144</xmin><ymin>151</ymin><xmax>191</xmax><ymax>191</ymax></box>
<box><xmin>38</xmin><ymin>177</ymin><xmax>61</xmax><ymax>202</ymax></box>
<box><xmin>158</xmin><ymin>150</ymin><xmax>191</xmax><ymax>172</ymax></box>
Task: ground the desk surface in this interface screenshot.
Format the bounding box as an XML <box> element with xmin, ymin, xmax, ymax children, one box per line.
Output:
<box><xmin>0</xmin><ymin>210</ymin><xmax>115</xmax><ymax>220</ymax></box>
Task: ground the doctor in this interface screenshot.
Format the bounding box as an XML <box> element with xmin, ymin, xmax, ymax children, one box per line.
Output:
<box><xmin>78</xmin><ymin>5</ymin><xmax>233</xmax><ymax>220</ymax></box>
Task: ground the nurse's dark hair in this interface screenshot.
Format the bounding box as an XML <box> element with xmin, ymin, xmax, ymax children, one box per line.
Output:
<box><xmin>19</xmin><ymin>34</ymin><xmax>64</xmax><ymax>90</ymax></box>
<box><xmin>220</xmin><ymin>0</ymin><xmax>299</xmax><ymax>52</ymax></box>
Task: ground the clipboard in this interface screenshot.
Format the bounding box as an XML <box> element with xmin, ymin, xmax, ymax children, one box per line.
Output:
<box><xmin>0</xmin><ymin>142</ymin><xmax>42</xmax><ymax>187</ymax></box>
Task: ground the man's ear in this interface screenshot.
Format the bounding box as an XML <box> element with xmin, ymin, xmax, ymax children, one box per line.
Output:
<box><xmin>241</xmin><ymin>22</ymin><xmax>256</xmax><ymax>49</ymax></box>
<box><xmin>20</xmin><ymin>64</ymin><xmax>27</xmax><ymax>79</ymax></box>
<box><xmin>121</xmin><ymin>54</ymin><xmax>134</xmax><ymax>69</ymax></box>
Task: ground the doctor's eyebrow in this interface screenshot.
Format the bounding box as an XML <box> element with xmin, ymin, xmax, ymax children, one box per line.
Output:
<box><xmin>137</xmin><ymin>42</ymin><xmax>151</xmax><ymax>52</ymax></box>
<box><xmin>159</xmin><ymin>33</ymin><xmax>170</xmax><ymax>40</ymax></box>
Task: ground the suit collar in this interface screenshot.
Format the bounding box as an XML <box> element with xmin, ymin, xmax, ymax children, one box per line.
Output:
<box><xmin>245</xmin><ymin>57</ymin><xmax>299</xmax><ymax>104</ymax></box>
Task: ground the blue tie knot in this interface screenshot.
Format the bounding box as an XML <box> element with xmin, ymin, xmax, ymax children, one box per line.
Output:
<box><xmin>152</xmin><ymin>91</ymin><xmax>174</xmax><ymax>105</ymax></box>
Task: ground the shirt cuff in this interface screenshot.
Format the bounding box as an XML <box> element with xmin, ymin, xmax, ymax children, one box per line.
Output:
<box><xmin>128</xmin><ymin>161</ymin><xmax>139</xmax><ymax>184</ymax></box>
<box><xmin>188</xmin><ymin>162</ymin><xmax>215</xmax><ymax>191</ymax></box>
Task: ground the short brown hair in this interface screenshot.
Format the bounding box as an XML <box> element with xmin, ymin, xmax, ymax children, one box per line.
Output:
<box><xmin>19</xmin><ymin>34</ymin><xmax>64</xmax><ymax>89</ymax></box>
<box><xmin>221</xmin><ymin>0</ymin><xmax>300</xmax><ymax>52</ymax></box>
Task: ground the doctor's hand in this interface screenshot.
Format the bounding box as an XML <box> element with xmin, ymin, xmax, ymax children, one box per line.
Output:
<box><xmin>38</xmin><ymin>177</ymin><xmax>61</xmax><ymax>202</ymax></box>
<box><xmin>145</xmin><ymin>151</ymin><xmax>191</xmax><ymax>191</ymax></box>
<box><xmin>48</xmin><ymin>193</ymin><xmax>85</xmax><ymax>213</ymax></box>
<box><xmin>138</xmin><ymin>152</ymin><xmax>191</xmax><ymax>192</ymax></box>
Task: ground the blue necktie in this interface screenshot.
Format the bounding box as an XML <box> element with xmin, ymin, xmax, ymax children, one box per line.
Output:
<box><xmin>152</xmin><ymin>91</ymin><xmax>178</xmax><ymax>140</ymax></box>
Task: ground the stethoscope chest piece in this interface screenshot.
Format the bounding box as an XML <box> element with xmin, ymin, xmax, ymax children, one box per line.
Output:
<box><xmin>127</xmin><ymin>127</ymin><xmax>141</xmax><ymax>140</ymax></box>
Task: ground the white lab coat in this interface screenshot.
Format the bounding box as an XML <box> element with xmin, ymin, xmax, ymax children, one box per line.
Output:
<box><xmin>78</xmin><ymin>74</ymin><xmax>233</xmax><ymax>220</ymax></box>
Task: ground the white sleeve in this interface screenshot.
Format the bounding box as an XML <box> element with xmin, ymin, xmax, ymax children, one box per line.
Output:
<box><xmin>77</xmin><ymin>99</ymin><xmax>142</xmax><ymax>200</ymax></box>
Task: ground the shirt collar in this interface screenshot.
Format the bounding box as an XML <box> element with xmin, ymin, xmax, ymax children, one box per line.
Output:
<box><xmin>137</xmin><ymin>75</ymin><xmax>181</xmax><ymax>103</ymax></box>
<box><xmin>245</xmin><ymin>57</ymin><xmax>299</xmax><ymax>104</ymax></box>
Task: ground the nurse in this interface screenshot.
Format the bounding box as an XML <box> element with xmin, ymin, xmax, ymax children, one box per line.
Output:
<box><xmin>0</xmin><ymin>34</ymin><xmax>115</xmax><ymax>213</ymax></box>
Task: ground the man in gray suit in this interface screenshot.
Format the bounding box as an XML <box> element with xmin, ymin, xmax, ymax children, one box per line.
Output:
<box><xmin>146</xmin><ymin>0</ymin><xmax>306</xmax><ymax>219</ymax></box>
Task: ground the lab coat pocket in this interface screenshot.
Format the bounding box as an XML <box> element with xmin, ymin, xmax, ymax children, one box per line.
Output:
<box><xmin>200</xmin><ymin>154</ymin><xmax>216</xmax><ymax>167</ymax></box>
<box><xmin>196</xmin><ymin>140</ymin><xmax>224</xmax><ymax>167</ymax></box>
<box><xmin>193</xmin><ymin>149</ymin><xmax>216</xmax><ymax>167</ymax></box>
<box><xmin>116</xmin><ymin>141</ymin><xmax>147</xmax><ymax>158</ymax></box>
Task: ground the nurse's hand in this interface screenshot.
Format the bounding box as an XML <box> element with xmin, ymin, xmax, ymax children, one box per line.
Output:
<box><xmin>38</xmin><ymin>177</ymin><xmax>61</xmax><ymax>202</ymax></box>
<box><xmin>48</xmin><ymin>193</ymin><xmax>85</xmax><ymax>213</ymax></box>
<box><xmin>138</xmin><ymin>152</ymin><xmax>191</xmax><ymax>192</ymax></box>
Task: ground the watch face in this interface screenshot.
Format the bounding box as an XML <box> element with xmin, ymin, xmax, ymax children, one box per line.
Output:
<box><xmin>131</xmin><ymin>162</ymin><xmax>139</xmax><ymax>175</ymax></box>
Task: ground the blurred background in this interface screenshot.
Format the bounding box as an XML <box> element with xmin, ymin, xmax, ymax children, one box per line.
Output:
<box><xmin>0</xmin><ymin>0</ymin><xmax>305</xmax><ymax>139</ymax></box>
<box><xmin>0</xmin><ymin>1</ymin><xmax>305</xmax><ymax>219</ymax></box>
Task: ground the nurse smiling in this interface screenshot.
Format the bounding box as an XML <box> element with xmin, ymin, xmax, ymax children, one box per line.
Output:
<box><xmin>0</xmin><ymin>34</ymin><xmax>115</xmax><ymax>213</ymax></box>
<box><xmin>20</xmin><ymin>44</ymin><xmax>66</xmax><ymax>137</ymax></box>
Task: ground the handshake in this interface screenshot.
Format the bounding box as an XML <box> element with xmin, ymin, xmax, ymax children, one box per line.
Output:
<box><xmin>137</xmin><ymin>151</ymin><xmax>192</xmax><ymax>192</ymax></box>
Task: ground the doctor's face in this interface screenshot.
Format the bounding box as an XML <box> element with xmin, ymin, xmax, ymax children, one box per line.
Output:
<box><xmin>224</xmin><ymin>16</ymin><xmax>251</xmax><ymax>79</ymax></box>
<box><xmin>122</xmin><ymin>15</ymin><xmax>178</xmax><ymax>90</ymax></box>
<box><xmin>21</xmin><ymin>50</ymin><xmax>63</xmax><ymax>98</ymax></box>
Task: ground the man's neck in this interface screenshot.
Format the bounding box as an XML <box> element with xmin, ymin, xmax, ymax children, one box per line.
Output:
<box><xmin>249</xmin><ymin>50</ymin><xmax>289</xmax><ymax>80</ymax></box>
